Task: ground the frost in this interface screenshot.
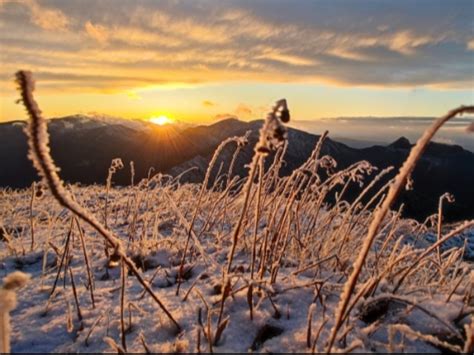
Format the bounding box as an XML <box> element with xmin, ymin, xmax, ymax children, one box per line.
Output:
<box><xmin>2</xmin><ymin>272</ymin><xmax>30</xmax><ymax>290</ymax></box>
<box><xmin>1</xmin><ymin>71</ymin><xmax>471</xmax><ymax>353</ymax></box>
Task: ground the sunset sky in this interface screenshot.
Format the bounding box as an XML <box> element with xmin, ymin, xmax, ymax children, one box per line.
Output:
<box><xmin>0</xmin><ymin>0</ymin><xmax>473</xmax><ymax>123</ymax></box>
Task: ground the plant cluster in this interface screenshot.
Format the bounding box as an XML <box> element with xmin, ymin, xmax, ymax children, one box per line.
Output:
<box><xmin>0</xmin><ymin>71</ymin><xmax>472</xmax><ymax>353</ymax></box>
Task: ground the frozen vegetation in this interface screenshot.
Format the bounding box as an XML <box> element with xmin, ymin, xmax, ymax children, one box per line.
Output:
<box><xmin>0</xmin><ymin>71</ymin><xmax>472</xmax><ymax>353</ymax></box>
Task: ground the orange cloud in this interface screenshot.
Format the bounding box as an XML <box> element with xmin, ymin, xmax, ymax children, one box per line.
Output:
<box><xmin>85</xmin><ymin>21</ymin><xmax>182</xmax><ymax>47</ymax></box>
<box><xmin>234</xmin><ymin>103</ymin><xmax>253</xmax><ymax>118</ymax></box>
<box><xmin>23</xmin><ymin>0</ymin><xmax>69</xmax><ymax>31</ymax></box>
<box><xmin>257</xmin><ymin>49</ymin><xmax>317</xmax><ymax>66</ymax></box>
<box><xmin>214</xmin><ymin>113</ymin><xmax>237</xmax><ymax>120</ymax></box>
<box><xmin>467</xmin><ymin>39</ymin><xmax>474</xmax><ymax>51</ymax></box>
<box><xmin>214</xmin><ymin>103</ymin><xmax>261</xmax><ymax>120</ymax></box>
<box><xmin>202</xmin><ymin>100</ymin><xmax>216</xmax><ymax>107</ymax></box>
<box><xmin>85</xmin><ymin>21</ymin><xmax>109</xmax><ymax>44</ymax></box>
<box><xmin>0</xmin><ymin>0</ymin><xmax>472</xmax><ymax>98</ymax></box>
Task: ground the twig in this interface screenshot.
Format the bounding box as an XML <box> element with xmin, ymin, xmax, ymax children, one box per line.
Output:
<box><xmin>326</xmin><ymin>105</ymin><xmax>474</xmax><ymax>353</ymax></box>
<box><xmin>16</xmin><ymin>70</ymin><xmax>181</xmax><ymax>332</ymax></box>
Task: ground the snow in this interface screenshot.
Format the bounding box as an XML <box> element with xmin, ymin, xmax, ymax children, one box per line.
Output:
<box><xmin>0</xmin><ymin>184</ymin><xmax>472</xmax><ymax>353</ymax></box>
<box><xmin>401</xmin><ymin>227</ymin><xmax>474</xmax><ymax>261</ymax></box>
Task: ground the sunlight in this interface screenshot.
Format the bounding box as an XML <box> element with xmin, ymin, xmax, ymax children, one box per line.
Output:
<box><xmin>149</xmin><ymin>115</ymin><xmax>174</xmax><ymax>126</ymax></box>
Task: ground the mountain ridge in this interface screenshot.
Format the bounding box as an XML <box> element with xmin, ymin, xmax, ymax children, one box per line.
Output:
<box><xmin>1</xmin><ymin>115</ymin><xmax>473</xmax><ymax>222</ymax></box>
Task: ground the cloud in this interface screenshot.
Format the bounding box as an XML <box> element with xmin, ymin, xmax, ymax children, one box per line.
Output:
<box><xmin>214</xmin><ymin>113</ymin><xmax>237</xmax><ymax>120</ymax></box>
<box><xmin>214</xmin><ymin>103</ymin><xmax>256</xmax><ymax>120</ymax></box>
<box><xmin>467</xmin><ymin>39</ymin><xmax>474</xmax><ymax>51</ymax></box>
<box><xmin>0</xmin><ymin>0</ymin><xmax>473</xmax><ymax>93</ymax></box>
<box><xmin>202</xmin><ymin>100</ymin><xmax>215</xmax><ymax>107</ymax></box>
<box><xmin>22</xmin><ymin>0</ymin><xmax>69</xmax><ymax>31</ymax></box>
<box><xmin>291</xmin><ymin>116</ymin><xmax>474</xmax><ymax>150</ymax></box>
<box><xmin>234</xmin><ymin>103</ymin><xmax>253</xmax><ymax>118</ymax></box>
<box><xmin>85</xmin><ymin>21</ymin><xmax>109</xmax><ymax>44</ymax></box>
<box><xmin>85</xmin><ymin>21</ymin><xmax>183</xmax><ymax>47</ymax></box>
<box><xmin>433</xmin><ymin>137</ymin><xmax>455</xmax><ymax>145</ymax></box>
<box><xmin>256</xmin><ymin>51</ymin><xmax>316</xmax><ymax>66</ymax></box>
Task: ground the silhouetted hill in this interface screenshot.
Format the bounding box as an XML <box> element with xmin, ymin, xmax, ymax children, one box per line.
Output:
<box><xmin>1</xmin><ymin>116</ymin><xmax>473</xmax><ymax>222</ymax></box>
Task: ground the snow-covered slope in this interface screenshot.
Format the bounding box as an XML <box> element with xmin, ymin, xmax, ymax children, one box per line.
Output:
<box><xmin>1</xmin><ymin>182</ymin><xmax>472</xmax><ymax>353</ymax></box>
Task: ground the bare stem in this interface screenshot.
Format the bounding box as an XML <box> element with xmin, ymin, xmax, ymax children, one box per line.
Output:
<box><xmin>326</xmin><ymin>105</ymin><xmax>474</xmax><ymax>353</ymax></box>
<box><xmin>16</xmin><ymin>70</ymin><xmax>181</xmax><ymax>332</ymax></box>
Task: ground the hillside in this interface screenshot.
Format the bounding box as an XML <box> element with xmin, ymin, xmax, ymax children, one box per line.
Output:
<box><xmin>1</xmin><ymin>116</ymin><xmax>474</xmax><ymax>222</ymax></box>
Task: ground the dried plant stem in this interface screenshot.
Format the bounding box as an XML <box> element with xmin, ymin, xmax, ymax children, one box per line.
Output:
<box><xmin>227</xmin><ymin>155</ymin><xmax>259</xmax><ymax>273</ymax></box>
<box><xmin>175</xmin><ymin>139</ymin><xmax>240</xmax><ymax>294</ymax></box>
<box><xmin>0</xmin><ymin>307</ymin><xmax>11</xmax><ymax>353</ymax></box>
<box><xmin>16</xmin><ymin>70</ymin><xmax>181</xmax><ymax>332</ymax></box>
<box><xmin>337</xmin><ymin>167</ymin><xmax>394</xmax><ymax>254</ymax></box>
<box><xmin>391</xmin><ymin>324</ymin><xmax>462</xmax><ymax>353</ymax></box>
<box><xmin>445</xmin><ymin>270</ymin><xmax>466</xmax><ymax>303</ymax></box>
<box><xmin>85</xmin><ymin>311</ymin><xmax>105</xmax><ymax>346</ymax></box>
<box><xmin>29</xmin><ymin>182</ymin><xmax>35</xmax><ymax>251</ymax></box>
<box><xmin>378</xmin><ymin>293</ymin><xmax>461</xmax><ymax>337</ymax></box>
<box><xmin>228</xmin><ymin>98</ymin><xmax>289</xmax><ymax>273</ymax></box>
<box><xmin>0</xmin><ymin>272</ymin><xmax>30</xmax><ymax>353</ymax></box>
<box><xmin>307</xmin><ymin>303</ymin><xmax>316</xmax><ymax>348</ymax></box>
<box><xmin>75</xmin><ymin>218</ymin><xmax>95</xmax><ymax>308</ymax></box>
<box><xmin>312</xmin><ymin>318</ymin><xmax>328</xmax><ymax>354</ymax></box>
<box><xmin>120</xmin><ymin>258</ymin><xmax>127</xmax><ymax>351</ymax></box>
<box><xmin>196</xmin><ymin>327</ymin><xmax>201</xmax><ymax>354</ymax></box>
<box><xmin>163</xmin><ymin>190</ymin><xmax>213</xmax><ymax>267</ymax></box>
<box><xmin>393</xmin><ymin>219</ymin><xmax>474</xmax><ymax>292</ymax></box>
<box><xmin>251</xmin><ymin>158</ymin><xmax>264</xmax><ymax>279</ymax></box>
<box><xmin>130</xmin><ymin>161</ymin><xmax>135</xmax><ymax>187</ymax></box>
<box><xmin>326</xmin><ymin>105</ymin><xmax>474</xmax><ymax>353</ymax></box>
<box><xmin>50</xmin><ymin>218</ymin><xmax>73</xmax><ymax>296</ymax></box>
<box><xmin>247</xmin><ymin>283</ymin><xmax>254</xmax><ymax>320</ymax></box>
<box><xmin>68</xmin><ymin>268</ymin><xmax>83</xmax><ymax>323</ymax></box>
<box><xmin>436</xmin><ymin>193</ymin><xmax>454</xmax><ymax>265</ymax></box>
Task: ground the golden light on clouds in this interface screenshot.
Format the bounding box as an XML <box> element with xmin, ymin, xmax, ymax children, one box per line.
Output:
<box><xmin>0</xmin><ymin>0</ymin><xmax>472</xmax><ymax>122</ymax></box>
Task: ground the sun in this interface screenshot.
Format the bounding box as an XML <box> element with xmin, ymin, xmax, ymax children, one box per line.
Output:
<box><xmin>149</xmin><ymin>115</ymin><xmax>174</xmax><ymax>126</ymax></box>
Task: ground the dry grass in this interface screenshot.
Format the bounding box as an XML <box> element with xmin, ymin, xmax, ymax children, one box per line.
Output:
<box><xmin>0</xmin><ymin>70</ymin><xmax>472</xmax><ymax>353</ymax></box>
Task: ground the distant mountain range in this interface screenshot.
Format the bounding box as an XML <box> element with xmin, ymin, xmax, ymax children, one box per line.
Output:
<box><xmin>1</xmin><ymin>115</ymin><xmax>473</xmax><ymax>222</ymax></box>
<box><xmin>289</xmin><ymin>117</ymin><xmax>474</xmax><ymax>151</ymax></box>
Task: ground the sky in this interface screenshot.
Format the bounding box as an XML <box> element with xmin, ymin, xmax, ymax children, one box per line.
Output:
<box><xmin>0</xmin><ymin>0</ymin><xmax>473</xmax><ymax>124</ymax></box>
<box><xmin>291</xmin><ymin>116</ymin><xmax>474</xmax><ymax>151</ymax></box>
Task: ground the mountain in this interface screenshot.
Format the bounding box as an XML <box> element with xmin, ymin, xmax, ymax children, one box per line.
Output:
<box><xmin>1</xmin><ymin>115</ymin><xmax>473</xmax><ymax>222</ymax></box>
<box><xmin>289</xmin><ymin>117</ymin><xmax>474</xmax><ymax>152</ymax></box>
<box><xmin>328</xmin><ymin>136</ymin><xmax>386</xmax><ymax>149</ymax></box>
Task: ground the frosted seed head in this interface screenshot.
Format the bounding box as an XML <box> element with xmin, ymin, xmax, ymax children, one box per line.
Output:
<box><xmin>441</xmin><ymin>192</ymin><xmax>455</xmax><ymax>203</ymax></box>
<box><xmin>256</xmin><ymin>99</ymin><xmax>290</xmax><ymax>155</ymax></box>
<box><xmin>405</xmin><ymin>175</ymin><xmax>414</xmax><ymax>191</ymax></box>
<box><xmin>279</xmin><ymin>108</ymin><xmax>290</xmax><ymax>123</ymax></box>
<box><xmin>34</xmin><ymin>182</ymin><xmax>46</xmax><ymax>199</ymax></box>
<box><xmin>320</xmin><ymin>156</ymin><xmax>337</xmax><ymax>170</ymax></box>
<box><xmin>2</xmin><ymin>271</ymin><xmax>31</xmax><ymax>290</ymax></box>
<box><xmin>238</xmin><ymin>130</ymin><xmax>251</xmax><ymax>147</ymax></box>
<box><xmin>111</xmin><ymin>158</ymin><xmax>124</xmax><ymax>170</ymax></box>
<box><xmin>257</xmin><ymin>145</ymin><xmax>271</xmax><ymax>155</ymax></box>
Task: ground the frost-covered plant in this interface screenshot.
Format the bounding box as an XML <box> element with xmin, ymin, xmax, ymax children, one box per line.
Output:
<box><xmin>104</xmin><ymin>158</ymin><xmax>124</xmax><ymax>228</ymax></box>
<box><xmin>326</xmin><ymin>105</ymin><xmax>474</xmax><ymax>352</ymax></box>
<box><xmin>15</xmin><ymin>70</ymin><xmax>181</xmax><ymax>331</ymax></box>
<box><xmin>0</xmin><ymin>271</ymin><xmax>30</xmax><ymax>353</ymax></box>
<box><xmin>226</xmin><ymin>98</ymin><xmax>290</xmax><ymax>273</ymax></box>
<box><xmin>6</xmin><ymin>70</ymin><xmax>473</xmax><ymax>352</ymax></box>
<box><xmin>129</xmin><ymin>160</ymin><xmax>135</xmax><ymax>187</ymax></box>
<box><xmin>177</xmin><ymin>134</ymin><xmax>249</xmax><ymax>295</ymax></box>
